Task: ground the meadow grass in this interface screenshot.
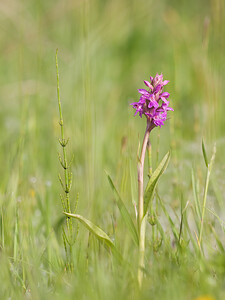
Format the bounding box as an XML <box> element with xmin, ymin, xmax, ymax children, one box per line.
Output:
<box><xmin>0</xmin><ymin>0</ymin><xmax>225</xmax><ymax>299</ymax></box>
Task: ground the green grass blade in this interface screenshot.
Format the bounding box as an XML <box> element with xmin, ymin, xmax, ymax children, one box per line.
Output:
<box><xmin>144</xmin><ymin>151</ymin><xmax>170</xmax><ymax>215</ymax></box>
<box><xmin>210</xmin><ymin>225</ymin><xmax>225</xmax><ymax>253</ymax></box>
<box><xmin>207</xmin><ymin>207</ymin><xmax>225</xmax><ymax>233</ymax></box>
<box><xmin>211</xmin><ymin>176</ymin><xmax>224</xmax><ymax>209</ymax></box>
<box><xmin>191</xmin><ymin>168</ymin><xmax>202</xmax><ymax>223</ymax></box>
<box><xmin>199</xmin><ymin>143</ymin><xmax>216</xmax><ymax>249</ymax></box>
<box><xmin>183</xmin><ymin>210</ymin><xmax>199</xmax><ymax>254</ymax></box>
<box><xmin>202</xmin><ymin>139</ymin><xmax>209</xmax><ymax>167</ymax></box>
<box><xmin>13</xmin><ymin>208</ymin><xmax>19</xmax><ymax>262</ymax></box>
<box><xmin>106</xmin><ymin>173</ymin><xmax>139</xmax><ymax>246</ymax></box>
<box><xmin>158</xmin><ymin>194</ymin><xmax>179</xmax><ymax>241</ymax></box>
<box><xmin>155</xmin><ymin>218</ymin><xmax>165</xmax><ymax>241</ymax></box>
<box><xmin>208</xmin><ymin>143</ymin><xmax>216</xmax><ymax>172</ymax></box>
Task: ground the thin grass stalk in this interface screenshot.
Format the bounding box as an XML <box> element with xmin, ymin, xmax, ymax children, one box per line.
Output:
<box><xmin>199</xmin><ymin>143</ymin><xmax>216</xmax><ymax>252</ymax></box>
<box><xmin>1</xmin><ymin>207</ymin><xmax>4</xmax><ymax>249</ymax></box>
<box><xmin>199</xmin><ymin>167</ymin><xmax>210</xmax><ymax>251</ymax></box>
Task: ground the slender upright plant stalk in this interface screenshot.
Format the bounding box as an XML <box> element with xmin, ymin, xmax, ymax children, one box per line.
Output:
<box><xmin>137</xmin><ymin>120</ymin><xmax>152</xmax><ymax>286</ymax></box>
<box><xmin>56</xmin><ymin>49</ymin><xmax>76</xmax><ymax>271</ymax></box>
<box><xmin>138</xmin><ymin>122</ymin><xmax>151</xmax><ymax>230</ymax></box>
<box><xmin>199</xmin><ymin>143</ymin><xmax>216</xmax><ymax>252</ymax></box>
<box><xmin>199</xmin><ymin>167</ymin><xmax>210</xmax><ymax>250</ymax></box>
<box><xmin>56</xmin><ymin>51</ymin><xmax>71</xmax><ymax>214</ymax></box>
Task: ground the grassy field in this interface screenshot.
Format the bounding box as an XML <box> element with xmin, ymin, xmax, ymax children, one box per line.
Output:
<box><xmin>1</xmin><ymin>0</ymin><xmax>225</xmax><ymax>299</ymax></box>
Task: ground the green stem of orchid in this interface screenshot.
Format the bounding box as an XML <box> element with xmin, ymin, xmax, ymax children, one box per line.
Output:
<box><xmin>137</xmin><ymin>120</ymin><xmax>152</xmax><ymax>287</ymax></box>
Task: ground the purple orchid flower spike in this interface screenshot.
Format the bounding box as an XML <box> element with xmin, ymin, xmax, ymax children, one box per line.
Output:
<box><xmin>130</xmin><ymin>73</ymin><xmax>173</xmax><ymax>129</ymax></box>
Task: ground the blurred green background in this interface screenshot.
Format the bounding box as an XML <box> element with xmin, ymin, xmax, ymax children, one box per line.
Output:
<box><xmin>0</xmin><ymin>0</ymin><xmax>225</xmax><ymax>299</ymax></box>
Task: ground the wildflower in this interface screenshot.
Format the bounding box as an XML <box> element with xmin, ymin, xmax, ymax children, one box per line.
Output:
<box><xmin>130</xmin><ymin>73</ymin><xmax>173</xmax><ymax>128</ymax></box>
<box><xmin>193</xmin><ymin>296</ymin><xmax>215</xmax><ymax>300</ymax></box>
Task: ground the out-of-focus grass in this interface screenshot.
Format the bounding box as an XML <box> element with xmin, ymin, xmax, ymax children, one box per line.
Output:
<box><xmin>0</xmin><ymin>0</ymin><xmax>225</xmax><ymax>299</ymax></box>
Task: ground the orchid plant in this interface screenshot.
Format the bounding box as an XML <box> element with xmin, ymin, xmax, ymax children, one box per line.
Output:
<box><xmin>58</xmin><ymin>59</ymin><xmax>173</xmax><ymax>287</ymax></box>
<box><xmin>130</xmin><ymin>73</ymin><xmax>173</xmax><ymax>286</ymax></box>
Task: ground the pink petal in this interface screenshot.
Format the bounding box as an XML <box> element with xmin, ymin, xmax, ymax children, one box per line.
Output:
<box><xmin>138</xmin><ymin>89</ymin><xmax>149</xmax><ymax>96</ymax></box>
<box><xmin>154</xmin><ymin>84</ymin><xmax>162</xmax><ymax>93</ymax></box>
<box><xmin>144</xmin><ymin>80</ymin><xmax>153</xmax><ymax>90</ymax></box>
<box><xmin>160</xmin><ymin>92</ymin><xmax>170</xmax><ymax>98</ymax></box>
<box><xmin>162</xmin><ymin>80</ymin><xmax>169</xmax><ymax>86</ymax></box>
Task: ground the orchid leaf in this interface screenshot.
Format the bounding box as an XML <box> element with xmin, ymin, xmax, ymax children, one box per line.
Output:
<box><xmin>64</xmin><ymin>212</ymin><xmax>123</xmax><ymax>261</ymax></box>
<box><xmin>63</xmin><ymin>212</ymin><xmax>114</xmax><ymax>248</ymax></box>
<box><xmin>144</xmin><ymin>151</ymin><xmax>170</xmax><ymax>215</ymax></box>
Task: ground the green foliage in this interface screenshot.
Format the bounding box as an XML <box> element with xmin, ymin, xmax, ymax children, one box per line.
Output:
<box><xmin>63</xmin><ymin>212</ymin><xmax>114</xmax><ymax>248</ymax></box>
<box><xmin>0</xmin><ymin>0</ymin><xmax>225</xmax><ymax>299</ymax></box>
<box><xmin>199</xmin><ymin>143</ymin><xmax>216</xmax><ymax>250</ymax></box>
<box><xmin>56</xmin><ymin>49</ymin><xmax>78</xmax><ymax>270</ymax></box>
<box><xmin>144</xmin><ymin>151</ymin><xmax>170</xmax><ymax>215</ymax></box>
<box><xmin>107</xmin><ymin>173</ymin><xmax>139</xmax><ymax>246</ymax></box>
<box><xmin>202</xmin><ymin>139</ymin><xmax>209</xmax><ymax>168</ymax></box>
